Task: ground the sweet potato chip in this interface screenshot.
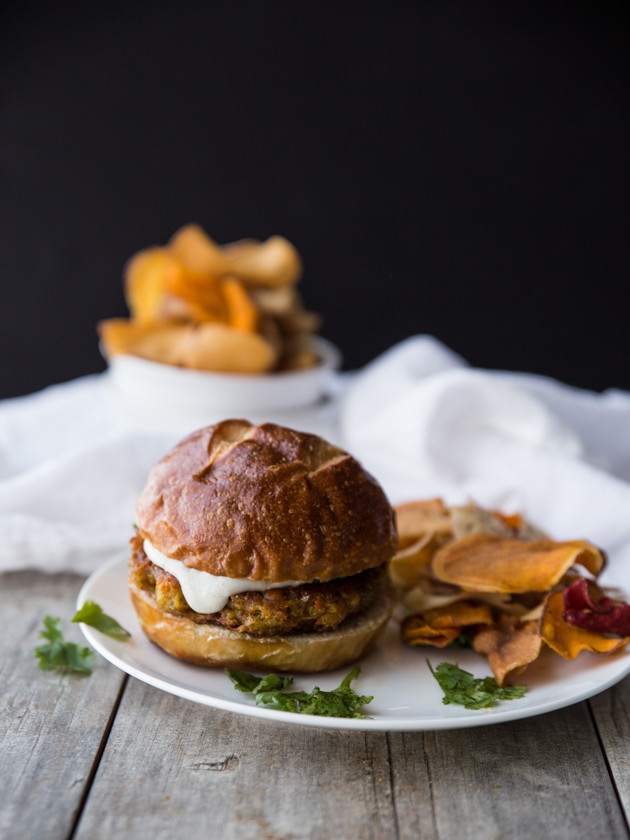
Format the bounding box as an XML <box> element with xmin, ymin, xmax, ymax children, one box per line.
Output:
<box><xmin>494</xmin><ymin>511</ymin><xmax>523</xmax><ymax>531</ymax></box>
<box><xmin>220</xmin><ymin>236</ymin><xmax>303</xmax><ymax>287</ymax></box>
<box><xmin>432</xmin><ymin>534</ymin><xmax>605</xmax><ymax>594</ymax></box>
<box><xmin>401</xmin><ymin>601</ymin><xmax>493</xmax><ymax>648</ymax></box>
<box><xmin>249</xmin><ymin>285</ymin><xmax>298</xmax><ymax>317</ymax></box>
<box><xmin>540</xmin><ymin>589</ymin><xmax>629</xmax><ymax>659</ymax></box>
<box><xmin>490</xmin><ymin>511</ymin><xmax>545</xmax><ymax>538</ymax></box>
<box><xmin>403</xmin><ymin>586</ymin><xmax>545</xmax><ymax>617</ymax></box>
<box><xmin>401</xmin><ymin>623</ymin><xmax>461</xmax><ymax>648</ymax></box>
<box><xmin>168</xmin><ymin>224</ymin><xmax>229</xmax><ymax>275</ymax></box>
<box><xmin>451</xmin><ymin>503</ymin><xmax>549</xmax><ymax>541</ymax></box>
<box><xmin>473</xmin><ymin>616</ymin><xmax>542</xmax><ymax>685</ymax></box>
<box><xmin>222</xmin><ymin>276</ymin><xmax>259</xmax><ymax>332</ymax></box>
<box><xmin>389</xmin><ymin>532</ymin><xmax>449</xmax><ymax>591</ymax></box>
<box><xmin>403</xmin><ymin>588</ymin><xmax>467</xmax><ymax>614</ymax></box>
<box><xmin>169</xmin><ymin>224</ymin><xmax>302</xmax><ymax>287</ymax></box>
<box><xmin>124</xmin><ymin>247</ymin><xmax>177</xmax><ymax>326</ymax></box>
<box><xmin>394</xmin><ymin>499</ymin><xmax>452</xmax><ymax>549</ymax></box>
<box><xmin>451</xmin><ymin>503</ymin><xmax>514</xmax><ymax>540</ymax></box>
<box><xmin>177</xmin><ymin>322</ymin><xmax>276</xmax><ymax>372</ymax></box>
<box><xmin>99</xmin><ymin>320</ymin><xmax>276</xmax><ymax>373</ymax></box>
<box><xmin>164</xmin><ymin>260</ymin><xmax>227</xmax><ymax>322</ymax></box>
<box><xmin>98</xmin><ymin>320</ymin><xmax>187</xmax><ymax>365</ymax></box>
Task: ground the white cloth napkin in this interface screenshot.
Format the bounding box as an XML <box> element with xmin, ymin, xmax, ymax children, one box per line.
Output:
<box><xmin>0</xmin><ymin>377</ymin><xmax>172</xmax><ymax>575</ymax></box>
<box><xmin>339</xmin><ymin>336</ymin><xmax>630</xmax><ymax>579</ymax></box>
<box><xmin>2</xmin><ymin>334</ymin><xmax>630</xmax><ymax>581</ymax></box>
<box><xmin>0</xmin><ymin>373</ymin><xmax>339</xmax><ymax>575</ymax></box>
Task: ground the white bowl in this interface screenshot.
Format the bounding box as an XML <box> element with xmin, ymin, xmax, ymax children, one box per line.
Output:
<box><xmin>105</xmin><ymin>337</ymin><xmax>342</xmax><ymax>433</ymax></box>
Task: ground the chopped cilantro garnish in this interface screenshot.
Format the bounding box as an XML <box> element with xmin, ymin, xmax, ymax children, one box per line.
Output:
<box><xmin>34</xmin><ymin>616</ymin><xmax>95</xmax><ymax>675</ymax></box>
<box><xmin>428</xmin><ymin>660</ymin><xmax>527</xmax><ymax>710</ymax></box>
<box><xmin>225</xmin><ymin>666</ymin><xmax>373</xmax><ymax>718</ymax></box>
<box><xmin>72</xmin><ymin>600</ymin><xmax>131</xmax><ymax>640</ymax></box>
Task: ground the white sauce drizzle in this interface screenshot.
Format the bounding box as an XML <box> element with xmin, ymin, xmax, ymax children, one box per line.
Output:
<box><xmin>143</xmin><ymin>539</ymin><xmax>308</xmax><ymax>614</ymax></box>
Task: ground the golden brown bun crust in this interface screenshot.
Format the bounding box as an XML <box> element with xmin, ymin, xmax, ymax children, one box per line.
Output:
<box><xmin>129</xmin><ymin>577</ymin><xmax>395</xmax><ymax>672</ymax></box>
<box><xmin>136</xmin><ymin>420</ymin><xmax>397</xmax><ymax>581</ymax></box>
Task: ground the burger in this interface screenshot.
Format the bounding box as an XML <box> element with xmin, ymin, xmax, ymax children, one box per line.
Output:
<box><xmin>128</xmin><ymin>419</ymin><xmax>397</xmax><ymax>672</ymax></box>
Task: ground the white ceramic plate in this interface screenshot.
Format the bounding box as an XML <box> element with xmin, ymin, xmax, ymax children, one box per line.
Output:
<box><xmin>77</xmin><ymin>554</ymin><xmax>630</xmax><ymax>731</ymax></box>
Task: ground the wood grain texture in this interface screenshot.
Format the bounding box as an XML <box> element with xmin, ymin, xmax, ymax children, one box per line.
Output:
<box><xmin>75</xmin><ymin>676</ymin><xmax>629</xmax><ymax>840</ymax></box>
<box><xmin>0</xmin><ymin>571</ymin><xmax>126</xmax><ymax>840</ymax></box>
<box><xmin>75</xmin><ymin>678</ymin><xmax>400</xmax><ymax>840</ymax></box>
<box><xmin>590</xmin><ymin>674</ymin><xmax>630</xmax><ymax>821</ymax></box>
<box><xmin>389</xmin><ymin>704</ymin><xmax>629</xmax><ymax>840</ymax></box>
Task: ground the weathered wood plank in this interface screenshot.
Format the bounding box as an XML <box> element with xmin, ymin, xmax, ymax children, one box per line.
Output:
<box><xmin>390</xmin><ymin>701</ymin><xmax>629</xmax><ymax>840</ymax></box>
<box><xmin>590</xmin><ymin>674</ymin><xmax>630</xmax><ymax>822</ymax></box>
<box><xmin>0</xmin><ymin>572</ymin><xmax>126</xmax><ymax>840</ymax></box>
<box><xmin>75</xmin><ymin>675</ymin><xmax>628</xmax><ymax>840</ymax></box>
<box><xmin>75</xmin><ymin>677</ymin><xmax>400</xmax><ymax>840</ymax></box>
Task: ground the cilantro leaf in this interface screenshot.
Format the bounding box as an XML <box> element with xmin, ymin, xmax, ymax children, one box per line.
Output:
<box><xmin>34</xmin><ymin>616</ymin><xmax>95</xmax><ymax>675</ymax></box>
<box><xmin>225</xmin><ymin>666</ymin><xmax>373</xmax><ymax>718</ymax></box>
<box><xmin>72</xmin><ymin>600</ymin><xmax>131</xmax><ymax>640</ymax></box>
<box><xmin>226</xmin><ymin>669</ymin><xmax>293</xmax><ymax>694</ymax></box>
<box><xmin>428</xmin><ymin>660</ymin><xmax>527</xmax><ymax>710</ymax></box>
<box><xmin>226</xmin><ymin>669</ymin><xmax>267</xmax><ymax>693</ymax></box>
<box><xmin>492</xmin><ymin>682</ymin><xmax>529</xmax><ymax>701</ymax></box>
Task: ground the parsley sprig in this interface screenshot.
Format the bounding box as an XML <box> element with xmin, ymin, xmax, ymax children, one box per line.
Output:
<box><xmin>428</xmin><ymin>660</ymin><xmax>527</xmax><ymax>710</ymax></box>
<box><xmin>34</xmin><ymin>616</ymin><xmax>95</xmax><ymax>675</ymax></box>
<box><xmin>226</xmin><ymin>666</ymin><xmax>373</xmax><ymax>718</ymax></box>
<box><xmin>72</xmin><ymin>600</ymin><xmax>131</xmax><ymax>640</ymax></box>
<box><xmin>34</xmin><ymin>602</ymin><xmax>130</xmax><ymax>676</ymax></box>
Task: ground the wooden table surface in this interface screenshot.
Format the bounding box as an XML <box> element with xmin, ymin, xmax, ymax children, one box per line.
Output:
<box><xmin>3</xmin><ymin>569</ymin><xmax>630</xmax><ymax>840</ymax></box>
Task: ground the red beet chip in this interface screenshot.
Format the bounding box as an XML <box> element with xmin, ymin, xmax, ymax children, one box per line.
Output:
<box><xmin>563</xmin><ymin>578</ymin><xmax>630</xmax><ymax>637</ymax></box>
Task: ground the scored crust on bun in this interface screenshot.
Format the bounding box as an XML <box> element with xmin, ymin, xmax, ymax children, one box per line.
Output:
<box><xmin>129</xmin><ymin>419</ymin><xmax>397</xmax><ymax>672</ymax></box>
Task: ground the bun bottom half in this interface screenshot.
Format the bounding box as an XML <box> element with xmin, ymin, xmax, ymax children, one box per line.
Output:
<box><xmin>129</xmin><ymin>578</ymin><xmax>396</xmax><ymax>672</ymax></box>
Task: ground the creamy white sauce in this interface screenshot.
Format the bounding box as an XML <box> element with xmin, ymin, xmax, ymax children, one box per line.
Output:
<box><xmin>143</xmin><ymin>539</ymin><xmax>308</xmax><ymax>614</ymax></box>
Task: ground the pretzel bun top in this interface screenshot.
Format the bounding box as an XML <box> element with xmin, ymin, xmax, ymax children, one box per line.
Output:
<box><xmin>136</xmin><ymin>419</ymin><xmax>397</xmax><ymax>582</ymax></box>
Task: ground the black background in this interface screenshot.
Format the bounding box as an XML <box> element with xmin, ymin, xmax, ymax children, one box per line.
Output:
<box><xmin>1</xmin><ymin>1</ymin><xmax>628</xmax><ymax>400</ymax></box>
